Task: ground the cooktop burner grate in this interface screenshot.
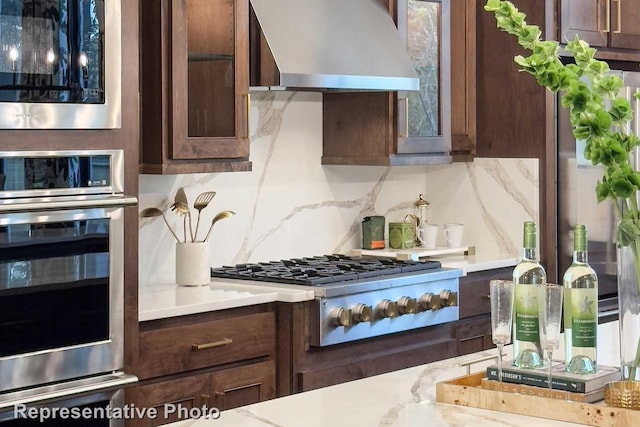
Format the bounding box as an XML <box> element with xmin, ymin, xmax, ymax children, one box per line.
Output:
<box><xmin>210</xmin><ymin>254</ymin><xmax>441</xmax><ymax>286</ymax></box>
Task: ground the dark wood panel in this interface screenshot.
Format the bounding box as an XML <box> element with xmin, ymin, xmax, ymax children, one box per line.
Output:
<box><xmin>296</xmin><ymin>338</ymin><xmax>457</xmax><ymax>392</ymax></box>
<box><xmin>451</xmin><ymin>0</ymin><xmax>477</xmax><ymax>158</ymax></box>
<box><xmin>126</xmin><ymin>374</ymin><xmax>210</xmax><ymax>427</ymax></box>
<box><xmin>609</xmin><ymin>0</ymin><xmax>640</xmax><ymax>49</ymax></box>
<box><xmin>210</xmin><ymin>361</ymin><xmax>276</xmax><ymax>410</ymax></box>
<box><xmin>475</xmin><ymin>0</ymin><xmax>546</xmax><ymax>158</ymax></box>
<box><xmin>459</xmin><ymin>267</ymin><xmax>513</xmax><ymax>319</ymax></box>
<box><xmin>455</xmin><ymin>316</ymin><xmax>493</xmax><ymax>355</ymax></box>
<box><xmin>559</xmin><ymin>0</ymin><xmax>607</xmax><ymax>47</ymax></box>
<box><xmin>137</xmin><ymin>311</ymin><xmax>275</xmax><ymax>379</ymax></box>
<box><xmin>139</xmin><ymin>160</ymin><xmax>252</xmax><ymax>174</ymax></box>
<box><xmin>321</xmin><ymin>92</ymin><xmax>393</xmax><ymax>164</ymax></box>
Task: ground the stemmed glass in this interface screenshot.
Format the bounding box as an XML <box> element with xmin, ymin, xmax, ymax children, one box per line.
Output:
<box><xmin>537</xmin><ymin>283</ymin><xmax>564</xmax><ymax>390</ymax></box>
<box><xmin>490</xmin><ymin>280</ymin><xmax>515</xmax><ymax>383</ymax></box>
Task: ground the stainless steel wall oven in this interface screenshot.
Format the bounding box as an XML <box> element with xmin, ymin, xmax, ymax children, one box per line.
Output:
<box><xmin>0</xmin><ymin>149</ymin><xmax>136</xmax><ymax>397</ymax></box>
<box><xmin>0</xmin><ymin>0</ymin><xmax>121</xmax><ymax>129</ymax></box>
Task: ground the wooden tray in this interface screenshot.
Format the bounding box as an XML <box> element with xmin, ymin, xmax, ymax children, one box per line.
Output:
<box><xmin>435</xmin><ymin>372</ymin><xmax>640</xmax><ymax>426</ymax></box>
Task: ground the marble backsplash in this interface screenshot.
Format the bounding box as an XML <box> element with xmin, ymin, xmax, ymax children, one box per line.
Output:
<box><xmin>139</xmin><ymin>92</ymin><xmax>538</xmax><ymax>286</ymax></box>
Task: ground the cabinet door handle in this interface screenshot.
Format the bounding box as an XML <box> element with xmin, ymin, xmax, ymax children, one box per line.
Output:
<box><xmin>192</xmin><ymin>338</ymin><xmax>233</xmax><ymax>351</ymax></box>
<box><xmin>613</xmin><ymin>0</ymin><xmax>622</xmax><ymax>33</ymax></box>
<box><xmin>244</xmin><ymin>93</ymin><xmax>251</xmax><ymax>139</ymax></box>
<box><xmin>398</xmin><ymin>97</ymin><xmax>409</xmax><ymax>138</ymax></box>
<box><xmin>605</xmin><ymin>0</ymin><xmax>611</xmax><ymax>32</ymax></box>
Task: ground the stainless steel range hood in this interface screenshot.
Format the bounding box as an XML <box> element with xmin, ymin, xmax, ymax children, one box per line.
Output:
<box><xmin>249</xmin><ymin>0</ymin><xmax>419</xmax><ymax>91</ymax></box>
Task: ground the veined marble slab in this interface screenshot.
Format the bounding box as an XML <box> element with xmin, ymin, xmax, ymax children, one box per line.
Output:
<box><xmin>434</xmin><ymin>253</ymin><xmax>518</xmax><ymax>274</ymax></box>
<box><xmin>139</xmin><ymin>92</ymin><xmax>538</xmax><ymax>289</ymax></box>
<box><xmin>139</xmin><ymin>281</ymin><xmax>315</xmax><ymax>321</ymax></box>
<box><xmin>165</xmin><ymin>322</ymin><xmax>621</xmax><ymax>427</ymax></box>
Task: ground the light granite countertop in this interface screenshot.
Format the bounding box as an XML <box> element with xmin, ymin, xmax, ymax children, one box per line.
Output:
<box><xmin>167</xmin><ymin>321</ymin><xmax>621</xmax><ymax>427</ymax></box>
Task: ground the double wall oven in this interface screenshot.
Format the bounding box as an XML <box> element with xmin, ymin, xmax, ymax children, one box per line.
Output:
<box><xmin>0</xmin><ymin>150</ymin><xmax>136</xmax><ymax>424</ymax></box>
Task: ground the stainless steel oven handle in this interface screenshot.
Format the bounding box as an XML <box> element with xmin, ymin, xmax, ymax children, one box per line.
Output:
<box><xmin>0</xmin><ymin>196</ymin><xmax>138</xmax><ymax>214</ymax></box>
<box><xmin>0</xmin><ymin>373</ymin><xmax>138</xmax><ymax>411</ymax></box>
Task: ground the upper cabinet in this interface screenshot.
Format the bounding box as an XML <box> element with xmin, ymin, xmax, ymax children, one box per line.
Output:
<box><xmin>395</xmin><ymin>0</ymin><xmax>451</xmax><ymax>158</ymax></box>
<box><xmin>322</xmin><ymin>0</ymin><xmax>465</xmax><ymax>165</ymax></box>
<box><xmin>140</xmin><ymin>0</ymin><xmax>251</xmax><ymax>174</ymax></box>
<box><xmin>560</xmin><ymin>0</ymin><xmax>640</xmax><ymax>50</ymax></box>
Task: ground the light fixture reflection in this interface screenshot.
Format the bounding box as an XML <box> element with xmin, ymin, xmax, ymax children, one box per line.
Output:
<box><xmin>8</xmin><ymin>46</ymin><xmax>18</xmax><ymax>62</ymax></box>
<box><xmin>8</xmin><ymin>45</ymin><xmax>18</xmax><ymax>72</ymax></box>
<box><xmin>46</xmin><ymin>48</ymin><xmax>56</xmax><ymax>64</ymax></box>
<box><xmin>79</xmin><ymin>52</ymin><xmax>88</xmax><ymax>67</ymax></box>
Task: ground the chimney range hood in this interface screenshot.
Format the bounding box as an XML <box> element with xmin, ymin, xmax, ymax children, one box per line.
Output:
<box><xmin>249</xmin><ymin>0</ymin><xmax>419</xmax><ymax>91</ymax></box>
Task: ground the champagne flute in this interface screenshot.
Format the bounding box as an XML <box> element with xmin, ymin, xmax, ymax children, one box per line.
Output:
<box><xmin>490</xmin><ymin>280</ymin><xmax>515</xmax><ymax>383</ymax></box>
<box><xmin>537</xmin><ymin>283</ymin><xmax>564</xmax><ymax>390</ymax></box>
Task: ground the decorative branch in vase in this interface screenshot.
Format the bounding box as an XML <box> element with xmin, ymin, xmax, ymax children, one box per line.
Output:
<box><xmin>484</xmin><ymin>0</ymin><xmax>640</xmax><ymax>380</ymax></box>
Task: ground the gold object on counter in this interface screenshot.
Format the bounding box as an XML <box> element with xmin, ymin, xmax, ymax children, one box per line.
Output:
<box><xmin>604</xmin><ymin>380</ymin><xmax>640</xmax><ymax>409</ymax></box>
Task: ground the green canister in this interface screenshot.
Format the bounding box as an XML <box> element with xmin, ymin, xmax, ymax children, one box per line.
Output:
<box><xmin>388</xmin><ymin>222</ymin><xmax>415</xmax><ymax>249</ymax></box>
<box><xmin>362</xmin><ymin>216</ymin><xmax>386</xmax><ymax>249</ymax></box>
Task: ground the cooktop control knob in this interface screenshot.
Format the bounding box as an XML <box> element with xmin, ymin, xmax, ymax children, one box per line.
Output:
<box><xmin>351</xmin><ymin>303</ymin><xmax>373</xmax><ymax>323</ymax></box>
<box><xmin>397</xmin><ymin>296</ymin><xmax>417</xmax><ymax>315</ymax></box>
<box><xmin>330</xmin><ymin>308</ymin><xmax>352</xmax><ymax>327</ymax></box>
<box><xmin>377</xmin><ymin>299</ymin><xmax>398</xmax><ymax>319</ymax></box>
<box><xmin>419</xmin><ymin>293</ymin><xmax>442</xmax><ymax>311</ymax></box>
<box><xmin>439</xmin><ymin>290</ymin><xmax>458</xmax><ymax>307</ymax></box>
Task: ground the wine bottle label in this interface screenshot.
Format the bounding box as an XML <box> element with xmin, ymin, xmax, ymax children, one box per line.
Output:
<box><xmin>570</xmin><ymin>288</ymin><xmax>597</xmax><ymax>347</ymax></box>
<box><xmin>514</xmin><ymin>284</ymin><xmax>539</xmax><ymax>341</ymax></box>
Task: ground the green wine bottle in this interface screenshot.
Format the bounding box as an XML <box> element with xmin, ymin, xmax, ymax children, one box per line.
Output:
<box><xmin>563</xmin><ymin>224</ymin><xmax>598</xmax><ymax>374</ymax></box>
<box><xmin>512</xmin><ymin>221</ymin><xmax>545</xmax><ymax>368</ymax></box>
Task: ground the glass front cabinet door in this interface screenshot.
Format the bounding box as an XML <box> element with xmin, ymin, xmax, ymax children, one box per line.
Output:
<box><xmin>396</xmin><ymin>0</ymin><xmax>451</xmax><ymax>157</ymax></box>
<box><xmin>140</xmin><ymin>0</ymin><xmax>250</xmax><ymax>173</ymax></box>
<box><xmin>172</xmin><ymin>0</ymin><xmax>249</xmax><ymax>160</ymax></box>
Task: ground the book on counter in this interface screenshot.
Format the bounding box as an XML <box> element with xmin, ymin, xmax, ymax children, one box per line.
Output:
<box><xmin>485</xmin><ymin>360</ymin><xmax>621</xmax><ymax>393</ymax></box>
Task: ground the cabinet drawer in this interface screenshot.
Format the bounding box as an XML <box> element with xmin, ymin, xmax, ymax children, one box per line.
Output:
<box><xmin>459</xmin><ymin>268</ymin><xmax>512</xmax><ymax>318</ymax></box>
<box><xmin>459</xmin><ymin>278</ymin><xmax>491</xmax><ymax>318</ymax></box>
<box><xmin>138</xmin><ymin>312</ymin><xmax>275</xmax><ymax>379</ymax></box>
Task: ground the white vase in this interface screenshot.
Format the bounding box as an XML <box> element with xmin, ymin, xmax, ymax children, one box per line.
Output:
<box><xmin>176</xmin><ymin>242</ymin><xmax>210</xmax><ymax>286</ymax></box>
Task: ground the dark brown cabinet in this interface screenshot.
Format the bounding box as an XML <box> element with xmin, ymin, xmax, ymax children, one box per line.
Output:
<box><xmin>277</xmin><ymin>301</ymin><xmax>458</xmax><ymax>394</ymax></box>
<box><xmin>140</xmin><ymin>0</ymin><xmax>252</xmax><ymax>174</ymax></box>
<box><xmin>209</xmin><ymin>362</ymin><xmax>276</xmax><ymax>410</ymax></box>
<box><xmin>476</xmin><ymin>0</ymin><xmax>547</xmax><ymax>159</ymax></box>
<box><xmin>322</xmin><ymin>0</ymin><xmax>467</xmax><ymax>165</ymax></box>
<box><xmin>127</xmin><ymin>305</ymin><xmax>276</xmax><ymax>426</ymax></box>
<box><xmin>455</xmin><ymin>267</ymin><xmax>513</xmax><ymax>355</ymax></box>
<box><xmin>126</xmin><ymin>374</ymin><xmax>211</xmax><ymax>426</ymax></box>
<box><xmin>560</xmin><ymin>0</ymin><xmax>640</xmax><ymax>50</ymax></box>
<box><xmin>126</xmin><ymin>362</ymin><xmax>275</xmax><ymax>426</ymax></box>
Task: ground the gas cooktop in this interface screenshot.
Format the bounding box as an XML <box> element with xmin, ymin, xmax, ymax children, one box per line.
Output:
<box><xmin>210</xmin><ymin>254</ymin><xmax>441</xmax><ymax>286</ymax></box>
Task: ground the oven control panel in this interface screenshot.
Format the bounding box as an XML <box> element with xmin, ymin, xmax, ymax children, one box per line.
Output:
<box><xmin>310</xmin><ymin>277</ymin><xmax>460</xmax><ymax>347</ymax></box>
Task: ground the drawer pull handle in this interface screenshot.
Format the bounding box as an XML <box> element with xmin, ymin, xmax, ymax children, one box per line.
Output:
<box><xmin>192</xmin><ymin>338</ymin><xmax>233</xmax><ymax>351</ymax></box>
<box><xmin>483</xmin><ymin>294</ymin><xmax>491</xmax><ymax>300</ymax></box>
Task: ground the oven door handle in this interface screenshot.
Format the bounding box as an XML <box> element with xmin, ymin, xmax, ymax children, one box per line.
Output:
<box><xmin>0</xmin><ymin>373</ymin><xmax>138</xmax><ymax>411</ymax></box>
<box><xmin>0</xmin><ymin>196</ymin><xmax>138</xmax><ymax>214</ymax></box>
